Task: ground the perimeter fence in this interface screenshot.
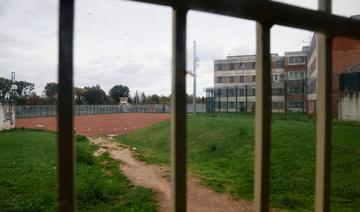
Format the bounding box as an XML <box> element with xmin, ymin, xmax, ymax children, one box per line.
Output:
<box><xmin>16</xmin><ymin>104</ymin><xmax>206</xmax><ymax>118</ymax></box>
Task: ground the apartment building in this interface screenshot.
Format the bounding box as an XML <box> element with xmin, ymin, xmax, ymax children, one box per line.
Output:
<box><xmin>307</xmin><ymin>33</ymin><xmax>360</xmax><ymax>117</ymax></box>
<box><xmin>210</xmin><ymin>54</ymin><xmax>285</xmax><ymax>112</ymax></box>
<box><xmin>284</xmin><ymin>48</ymin><xmax>308</xmax><ymax>112</ymax></box>
<box><xmin>206</xmin><ymin>28</ymin><xmax>360</xmax><ymax>117</ymax></box>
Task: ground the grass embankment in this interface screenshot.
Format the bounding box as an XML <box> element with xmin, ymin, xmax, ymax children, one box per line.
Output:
<box><xmin>0</xmin><ymin>129</ymin><xmax>157</xmax><ymax>211</ymax></box>
<box><xmin>116</xmin><ymin>113</ymin><xmax>360</xmax><ymax>211</ymax></box>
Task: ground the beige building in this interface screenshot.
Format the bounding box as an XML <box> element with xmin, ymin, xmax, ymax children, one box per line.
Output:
<box><xmin>211</xmin><ymin>54</ymin><xmax>285</xmax><ymax>112</ymax></box>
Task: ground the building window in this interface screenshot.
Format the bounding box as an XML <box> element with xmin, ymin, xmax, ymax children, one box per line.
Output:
<box><xmin>229</xmin><ymin>102</ymin><xmax>235</xmax><ymax>109</ymax></box>
<box><xmin>272</xmin><ymin>88</ymin><xmax>284</xmax><ymax>96</ymax></box>
<box><xmin>272</xmin><ymin>75</ymin><xmax>279</xmax><ymax>82</ymax></box>
<box><xmin>272</xmin><ymin>101</ymin><xmax>280</xmax><ymax>109</ymax></box>
<box><xmin>288</xmin><ymin>56</ymin><xmax>306</xmax><ymax>65</ymax></box>
<box><xmin>217</xmin><ymin>76</ymin><xmax>223</xmax><ymax>83</ymax></box>
<box><xmin>240</xmin><ymin>76</ymin><xmax>244</xmax><ymax>83</ymax></box>
<box><xmin>289</xmin><ymin>86</ymin><xmax>304</xmax><ymax>94</ymax></box>
<box><xmin>229</xmin><ymin>63</ymin><xmax>235</xmax><ymax>70</ymax></box>
<box><xmin>229</xmin><ymin>88</ymin><xmax>235</xmax><ymax>97</ymax></box>
<box><xmin>250</xmin><ymin>88</ymin><xmax>256</xmax><ymax>96</ymax></box>
<box><xmin>309</xmin><ymin>58</ymin><xmax>317</xmax><ymax>76</ymax></box>
<box><xmin>275</xmin><ymin>60</ymin><xmax>284</xmax><ymax>68</ymax></box>
<box><xmin>252</xmin><ymin>75</ymin><xmax>256</xmax><ymax>82</ymax></box>
<box><xmin>288</xmin><ymin>101</ymin><xmax>304</xmax><ymax>109</ymax></box>
<box><xmin>239</xmin><ymin>88</ymin><xmax>245</xmax><ymax>96</ymax></box>
<box><xmin>240</xmin><ymin>63</ymin><xmax>245</xmax><ymax>70</ymax></box>
<box><xmin>216</xmin><ymin>64</ymin><xmax>223</xmax><ymax>71</ymax></box>
<box><xmin>229</xmin><ymin>76</ymin><xmax>235</xmax><ymax>83</ymax></box>
<box><xmin>288</xmin><ymin>71</ymin><xmax>305</xmax><ymax>80</ymax></box>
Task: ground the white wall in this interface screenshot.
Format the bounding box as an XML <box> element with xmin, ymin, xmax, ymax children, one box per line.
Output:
<box><xmin>339</xmin><ymin>93</ymin><xmax>360</xmax><ymax>121</ymax></box>
<box><xmin>0</xmin><ymin>101</ymin><xmax>16</xmax><ymax>131</ymax></box>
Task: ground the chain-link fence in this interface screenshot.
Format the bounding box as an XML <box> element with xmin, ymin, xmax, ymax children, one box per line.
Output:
<box><xmin>16</xmin><ymin>104</ymin><xmax>206</xmax><ymax>118</ymax></box>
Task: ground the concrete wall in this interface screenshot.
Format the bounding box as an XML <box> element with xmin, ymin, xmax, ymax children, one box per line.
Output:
<box><xmin>0</xmin><ymin>101</ymin><xmax>16</xmax><ymax>131</ymax></box>
<box><xmin>339</xmin><ymin>92</ymin><xmax>360</xmax><ymax>121</ymax></box>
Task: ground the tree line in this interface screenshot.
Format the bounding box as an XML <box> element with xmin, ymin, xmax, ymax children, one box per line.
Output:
<box><xmin>0</xmin><ymin>78</ymin><xmax>205</xmax><ymax>105</ymax></box>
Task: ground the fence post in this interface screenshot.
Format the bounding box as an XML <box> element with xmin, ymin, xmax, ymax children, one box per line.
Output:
<box><xmin>226</xmin><ymin>87</ymin><xmax>229</xmax><ymax>112</ymax></box>
<box><xmin>235</xmin><ymin>86</ymin><xmax>238</xmax><ymax>113</ymax></box>
<box><xmin>245</xmin><ymin>84</ymin><xmax>248</xmax><ymax>113</ymax></box>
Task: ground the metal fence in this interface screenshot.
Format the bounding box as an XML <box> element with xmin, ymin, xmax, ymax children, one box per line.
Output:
<box><xmin>55</xmin><ymin>0</ymin><xmax>360</xmax><ymax>212</ymax></box>
<box><xmin>15</xmin><ymin>104</ymin><xmax>206</xmax><ymax>118</ymax></box>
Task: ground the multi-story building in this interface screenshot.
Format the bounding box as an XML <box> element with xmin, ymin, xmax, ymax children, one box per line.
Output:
<box><xmin>284</xmin><ymin>47</ymin><xmax>308</xmax><ymax>112</ymax></box>
<box><xmin>206</xmin><ymin>23</ymin><xmax>360</xmax><ymax>117</ymax></box>
<box><xmin>209</xmin><ymin>54</ymin><xmax>285</xmax><ymax>112</ymax></box>
<box><xmin>306</xmin><ymin>32</ymin><xmax>360</xmax><ymax>117</ymax></box>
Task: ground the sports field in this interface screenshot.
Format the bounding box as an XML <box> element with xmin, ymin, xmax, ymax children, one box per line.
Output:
<box><xmin>16</xmin><ymin>113</ymin><xmax>170</xmax><ymax>136</ymax></box>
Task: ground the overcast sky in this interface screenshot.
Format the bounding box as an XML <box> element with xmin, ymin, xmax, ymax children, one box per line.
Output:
<box><xmin>0</xmin><ymin>0</ymin><xmax>359</xmax><ymax>97</ymax></box>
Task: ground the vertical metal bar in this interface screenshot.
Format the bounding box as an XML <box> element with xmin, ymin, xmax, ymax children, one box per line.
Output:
<box><xmin>235</xmin><ymin>85</ymin><xmax>238</xmax><ymax>112</ymax></box>
<box><xmin>284</xmin><ymin>80</ymin><xmax>287</xmax><ymax>114</ymax></box>
<box><xmin>218</xmin><ymin>88</ymin><xmax>221</xmax><ymax>112</ymax></box>
<box><xmin>58</xmin><ymin>0</ymin><xmax>75</xmax><ymax>211</ymax></box>
<box><xmin>226</xmin><ymin>87</ymin><xmax>229</xmax><ymax>112</ymax></box>
<box><xmin>254</xmin><ymin>22</ymin><xmax>272</xmax><ymax>212</ymax></box>
<box><xmin>245</xmin><ymin>84</ymin><xmax>248</xmax><ymax>113</ymax></box>
<box><xmin>315</xmin><ymin>0</ymin><xmax>332</xmax><ymax>211</ymax></box>
<box><xmin>171</xmin><ymin>2</ymin><xmax>187</xmax><ymax>212</ymax></box>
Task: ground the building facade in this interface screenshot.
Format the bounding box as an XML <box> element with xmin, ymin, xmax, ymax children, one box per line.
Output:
<box><xmin>284</xmin><ymin>48</ymin><xmax>308</xmax><ymax>112</ymax></box>
<box><xmin>206</xmin><ymin>32</ymin><xmax>360</xmax><ymax>118</ymax></box>
<box><xmin>306</xmin><ymin>34</ymin><xmax>360</xmax><ymax>117</ymax></box>
<box><xmin>209</xmin><ymin>54</ymin><xmax>286</xmax><ymax>112</ymax></box>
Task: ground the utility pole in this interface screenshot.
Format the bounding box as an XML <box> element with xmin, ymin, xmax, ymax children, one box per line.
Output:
<box><xmin>11</xmin><ymin>72</ymin><xmax>15</xmax><ymax>83</ymax></box>
<box><xmin>193</xmin><ymin>41</ymin><xmax>198</xmax><ymax>114</ymax></box>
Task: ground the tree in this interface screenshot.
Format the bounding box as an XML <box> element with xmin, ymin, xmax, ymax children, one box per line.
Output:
<box><xmin>0</xmin><ymin>77</ymin><xmax>35</xmax><ymax>104</ymax></box>
<box><xmin>0</xmin><ymin>77</ymin><xmax>11</xmax><ymax>96</ymax></box>
<box><xmin>83</xmin><ymin>85</ymin><xmax>107</xmax><ymax>105</ymax></box>
<box><xmin>140</xmin><ymin>92</ymin><xmax>146</xmax><ymax>104</ymax></box>
<box><xmin>149</xmin><ymin>94</ymin><xmax>160</xmax><ymax>104</ymax></box>
<box><xmin>159</xmin><ymin>95</ymin><xmax>170</xmax><ymax>104</ymax></box>
<box><xmin>44</xmin><ymin>82</ymin><xmax>58</xmax><ymax>103</ymax></box>
<box><xmin>16</xmin><ymin>81</ymin><xmax>35</xmax><ymax>104</ymax></box>
<box><xmin>74</xmin><ymin>87</ymin><xmax>85</xmax><ymax>105</ymax></box>
<box><xmin>109</xmin><ymin>85</ymin><xmax>130</xmax><ymax>103</ymax></box>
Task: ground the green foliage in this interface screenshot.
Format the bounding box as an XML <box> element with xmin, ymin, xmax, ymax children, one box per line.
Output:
<box><xmin>0</xmin><ymin>129</ymin><xmax>157</xmax><ymax>211</ymax></box>
<box><xmin>83</xmin><ymin>85</ymin><xmax>107</xmax><ymax>105</ymax></box>
<box><xmin>116</xmin><ymin>113</ymin><xmax>360</xmax><ymax>211</ymax></box>
<box><xmin>44</xmin><ymin>82</ymin><xmax>58</xmax><ymax>102</ymax></box>
<box><xmin>0</xmin><ymin>77</ymin><xmax>35</xmax><ymax>104</ymax></box>
<box><xmin>109</xmin><ymin>85</ymin><xmax>130</xmax><ymax>103</ymax></box>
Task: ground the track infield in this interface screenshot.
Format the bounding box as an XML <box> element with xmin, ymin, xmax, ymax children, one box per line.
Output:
<box><xmin>16</xmin><ymin>113</ymin><xmax>170</xmax><ymax>137</ymax></box>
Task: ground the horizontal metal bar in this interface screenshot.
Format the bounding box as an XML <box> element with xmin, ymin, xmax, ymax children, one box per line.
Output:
<box><xmin>127</xmin><ymin>0</ymin><xmax>360</xmax><ymax>39</ymax></box>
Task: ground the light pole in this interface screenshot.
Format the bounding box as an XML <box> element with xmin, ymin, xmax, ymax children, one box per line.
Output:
<box><xmin>192</xmin><ymin>41</ymin><xmax>199</xmax><ymax>114</ymax></box>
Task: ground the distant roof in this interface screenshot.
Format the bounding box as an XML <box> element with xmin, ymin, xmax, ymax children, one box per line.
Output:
<box><xmin>214</xmin><ymin>53</ymin><xmax>283</xmax><ymax>63</ymax></box>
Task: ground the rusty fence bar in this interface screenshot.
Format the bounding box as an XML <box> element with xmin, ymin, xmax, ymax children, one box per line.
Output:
<box><xmin>171</xmin><ymin>2</ymin><xmax>188</xmax><ymax>212</ymax></box>
<box><xmin>315</xmin><ymin>0</ymin><xmax>332</xmax><ymax>211</ymax></box>
<box><xmin>130</xmin><ymin>0</ymin><xmax>360</xmax><ymax>39</ymax></box>
<box><xmin>254</xmin><ymin>21</ymin><xmax>272</xmax><ymax>212</ymax></box>
<box><xmin>58</xmin><ymin>0</ymin><xmax>75</xmax><ymax>211</ymax></box>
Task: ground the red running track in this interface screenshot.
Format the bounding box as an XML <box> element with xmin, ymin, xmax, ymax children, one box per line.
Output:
<box><xmin>16</xmin><ymin>113</ymin><xmax>170</xmax><ymax>137</ymax></box>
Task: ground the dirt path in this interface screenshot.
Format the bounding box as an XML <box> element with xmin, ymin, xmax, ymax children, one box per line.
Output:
<box><xmin>91</xmin><ymin>137</ymin><xmax>253</xmax><ymax>212</ymax></box>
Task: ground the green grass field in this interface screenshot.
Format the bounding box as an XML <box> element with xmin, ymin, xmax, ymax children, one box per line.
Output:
<box><xmin>0</xmin><ymin>129</ymin><xmax>157</xmax><ymax>212</ymax></box>
<box><xmin>116</xmin><ymin>113</ymin><xmax>360</xmax><ymax>211</ymax></box>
